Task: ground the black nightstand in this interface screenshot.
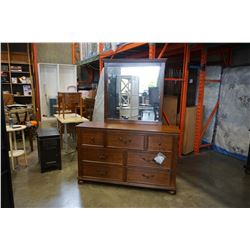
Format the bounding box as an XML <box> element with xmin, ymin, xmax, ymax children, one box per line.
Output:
<box><xmin>37</xmin><ymin>128</ymin><xmax>61</xmax><ymax>173</ymax></box>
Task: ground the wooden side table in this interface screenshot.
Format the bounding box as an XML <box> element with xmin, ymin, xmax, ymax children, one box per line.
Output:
<box><xmin>6</xmin><ymin>125</ymin><xmax>27</xmax><ymax>170</ymax></box>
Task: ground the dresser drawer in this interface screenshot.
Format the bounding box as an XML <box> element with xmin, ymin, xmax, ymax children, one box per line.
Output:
<box><xmin>148</xmin><ymin>135</ymin><xmax>173</xmax><ymax>151</ymax></box>
<box><xmin>80</xmin><ymin>147</ymin><xmax>123</xmax><ymax>165</ymax></box>
<box><xmin>127</xmin><ymin>151</ymin><xmax>172</xmax><ymax>168</ymax></box>
<box><xmin>78</xmin><ymin>129</ymin><xmax>104</xmax><ymax>146</ymax></box>
<box><xmin>106</xmin><ymin>132</ymin><xmax>144</xmax><ymax>149</ymax></box>
<box><xmin>127</xmin><ymin>167</ymin><xmax>170</xmax><ymax>186</ymax></box>
<box><xmin>80</xmin><ymin>163</ymin><xmax>123</xmax><ymax>181</ymax></box>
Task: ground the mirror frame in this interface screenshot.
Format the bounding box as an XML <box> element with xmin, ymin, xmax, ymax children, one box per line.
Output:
<box><xmin>103</xmin><ymin>59</ymin><xmax>167</xmax><ymax>124</ymax></box>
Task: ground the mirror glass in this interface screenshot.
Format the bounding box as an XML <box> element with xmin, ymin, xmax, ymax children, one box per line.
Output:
<box><xmin>106</xmin><ymin>64</ymin><xmax>163</xmax><ymax>122</ymax></box>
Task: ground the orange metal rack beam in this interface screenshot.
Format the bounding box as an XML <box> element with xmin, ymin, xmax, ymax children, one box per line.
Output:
<box><xmin>149</xmin><ymin>43</ymin><xmax>156</xmax><ymax>59</ymax></box>
<box><xmin>178</xmin><ymin>44</ymin><xmax>190</xmax><ymax>157</ymax></box>
<box><xmin>194</xmin><ymin>47</ymin><xmax>207</xmax><ymax>154</ymax></box>
<box><xmin>32</xmin><ymin>43</ymin><xmax>41</xmax><ymax>121</ymax></box>
<box><xmin>158</xmin><ymin>43</ymin><xmax>168</xmax><ymax>59</ymax></box>
<box><xmin>165</xmin><ymin>78</ymin><xmax>183</xmax><ymax>81</ymax></box>
<box><xmin>100</xmin><ymin>43</ymin><xmax>147</xmax><ymax>59</ymax></box>
<box><xmin>200</xmin><ymin>100</ymin><xmax>220</xmax><ymax>138</ymax></box>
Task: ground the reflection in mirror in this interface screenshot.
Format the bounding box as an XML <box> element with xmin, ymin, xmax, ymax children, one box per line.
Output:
<box><xmin>107</xmin><ymin>65</ymin><xmax>161</xmax><ymax>122</ymax></box>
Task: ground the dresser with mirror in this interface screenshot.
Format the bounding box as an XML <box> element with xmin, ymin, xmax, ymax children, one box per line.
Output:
<box><xmin>77</xmin><ymin>59</ymin><xmax>179</xmax><ymax>194</ymax></box>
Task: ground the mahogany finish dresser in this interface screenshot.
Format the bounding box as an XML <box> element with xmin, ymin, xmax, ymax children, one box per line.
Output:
<box><xmin>77</xmin><ymin>59</ymin><xmax>179</xmax><ymax>193</ymax></box>
<box><xmin>76</xmin><ymin>122</ymin><xmax>179</xmax><ymax>193</ymax></box>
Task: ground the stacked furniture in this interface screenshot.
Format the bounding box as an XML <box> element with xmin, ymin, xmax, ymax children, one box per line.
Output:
<box><xmin>58</xmin><ymin>92</ymin><xmax>83</xmax><ymax>118</ymax></box>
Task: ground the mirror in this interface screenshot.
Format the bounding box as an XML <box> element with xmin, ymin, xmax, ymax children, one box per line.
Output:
<box><xmin>104</xmin><ymin>59</ymin><xmax>166</xmax><ymax>123</ymax></box>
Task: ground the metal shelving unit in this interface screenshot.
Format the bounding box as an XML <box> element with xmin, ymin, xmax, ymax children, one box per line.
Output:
<box><xmin>1</xmin><ymin>43</ymin><xmax>36</xmax><ymax>109</ymax></box>
<box><xmin>72</xmin><ymin>42</ymin><xmax>232</xmax><ymax>157</ymax></box>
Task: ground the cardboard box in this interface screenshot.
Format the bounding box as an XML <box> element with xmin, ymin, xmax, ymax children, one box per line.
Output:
<box><xmin>183</xmin><ymin>106</ymin><xmax>197</xmax><ymax>155</ymax></box>
<box><xmin>162</xmin><ymin>95</ymin><xmax>178</xmax><ymax>125</ymax></box>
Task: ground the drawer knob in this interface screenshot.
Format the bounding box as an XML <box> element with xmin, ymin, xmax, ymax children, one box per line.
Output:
<box><xmin>142</xmin><ymin>174</ymin><xmax>155</xmax><ymax>179</ymax></box>
<box><xmin>97</xmin><ymin>169</ymin><xmax>108</xmax><ymax>176</ymax></box>
<box><xmin>90</xmin><ymin>137</ymin><xmax>95</xmax><ymax>143</ymax></box>
<box><xmin>142</xmin><ymin>157</ymin><xmax>153</xmax><ymax>163</ymax></box>
<box><xmin>98</xmin><ymin>154</ymin><xmax>107</xmax><ymax>160</ymax></box>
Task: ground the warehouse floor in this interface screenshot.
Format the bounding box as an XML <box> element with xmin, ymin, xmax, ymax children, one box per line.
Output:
<box><xmin>11</xmin><ymin>135</ymin><xmax>250</xmax><ymax>208</ymax></box>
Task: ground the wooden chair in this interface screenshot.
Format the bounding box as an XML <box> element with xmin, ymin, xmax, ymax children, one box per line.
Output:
<box><xmin>57</xmin><ymin>92</ymin><xmax>83</xmax><ymax>118</ymax></box>
<box><xmin>83</xmin><ymin>98</ymin><xmax>95</xmax><ymax>121</ymax></box>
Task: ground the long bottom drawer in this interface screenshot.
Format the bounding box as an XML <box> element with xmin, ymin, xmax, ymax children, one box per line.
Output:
<box><xmin>127</xmin><ymin>167</ymin><xmax>170</xmax><ymax>186</ymax></box>
<box><xmin>80</xmin><ymin>162</ymin><xmax>123</xmax><ymax>182</ymax></box>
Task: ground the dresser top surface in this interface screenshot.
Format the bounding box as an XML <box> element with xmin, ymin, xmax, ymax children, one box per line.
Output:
<box><xmin>76</xmin><ymin>122</ymin><xmax>180</xmax><ymax>134</ymax></box>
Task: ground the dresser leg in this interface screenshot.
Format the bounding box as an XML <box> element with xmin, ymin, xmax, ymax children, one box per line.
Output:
<box><xmin>168</xmin><ymin>190</ymin><xmax>176</xmax><ymax>195</ymax></box>
<box><xmin>78</xmin><ymin>179</ymin><xmax>84</xmax><ymax>184</ymax></box>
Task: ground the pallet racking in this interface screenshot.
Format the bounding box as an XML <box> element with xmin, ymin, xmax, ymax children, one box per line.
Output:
<box><xmin>72</xmin><ymin>42</ymin><xmax>233</xmax><ymax>156</ymax></box>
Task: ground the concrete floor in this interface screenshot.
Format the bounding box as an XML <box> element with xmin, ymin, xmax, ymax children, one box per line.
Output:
<box><xmin>11</xmin><ymin>123</ymin><xmax>250</xmax><ymax>208</ymax></box>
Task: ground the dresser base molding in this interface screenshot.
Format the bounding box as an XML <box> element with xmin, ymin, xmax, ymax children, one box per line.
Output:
<box><xmin>77</xmin><ymin>177</ymin><xmax>177</xmax><ymax>193</ymax></box>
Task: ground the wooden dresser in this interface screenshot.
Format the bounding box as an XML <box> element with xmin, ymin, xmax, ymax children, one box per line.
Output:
<box><xmin>76</xmin><ymin>122</ymin><xmax>179</xmax><ymax>193</ymax></box>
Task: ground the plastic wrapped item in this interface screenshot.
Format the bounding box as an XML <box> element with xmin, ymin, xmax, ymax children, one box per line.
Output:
<box><xmin>154</xmin><ymin>152</ymin><xmax>166</xmax><ymax>165</ymax></box>
<box><xmin>214</xmin><ymin>66</ymin><xmax>250</xmax><ymax>159</ymax></box>
<box><xmin>202</xmin><ymin>66</ymin><xmax>222</xmax><ymax>143</ymax></box>
<box><xmin>92</xmin><ymin>69</ymin><xmax>104</xmax><ymax>122</ymax></box>
<box><xmin>80</xmin><ymin>43</ymin><xmax>99</xmax><ymax>60</ymax></box>
<box><xmin>103</xmin><ymin>43</ymin><xmax>112</xmax><ymax>51</ymax></box>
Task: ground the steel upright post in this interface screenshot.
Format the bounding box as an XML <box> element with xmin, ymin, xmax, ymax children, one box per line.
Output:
<box><xmin>194</xmin><ymin>47</ymin><xmax>207</xmax><ymax>153</ymax></box>
<box><xmin>178</xmin><ymin>44</ymin><xmax>190</xmax><ymax>157</ymax></box>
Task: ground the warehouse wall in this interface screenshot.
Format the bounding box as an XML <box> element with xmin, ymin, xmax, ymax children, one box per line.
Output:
<box><xmin>36</xmin><ymin>43</ymin><xmax>72</xmax><ymax>64</ymax></box>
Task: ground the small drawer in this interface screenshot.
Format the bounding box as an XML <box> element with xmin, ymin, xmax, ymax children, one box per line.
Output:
<box><xmin>106</xmin><ymin>132</ymin><xmax>144</xmax><ymax>150</ymax></box>
<box><xmin>127</xmin><ymin>151</ymin><xmax>172</xmax><ymax>168</ymax></box>
<box><xmin>127</xmin><ymin>167</ymin><xmax>170</xmax><ymax>186</ymax></box>
<box><xmin>80</xmin><ymin>163</ymin><xmax>123</xmax><ymax>181</ymax></box>
<box><xmin>148</xmin><ymin>135</ymin><xmax>173</xmax><ymax>152</ymax></box>
<box><xmin>78</xmin><ymin>129</ymin><xmax>104</xmax><ymax>146</ymax></box>
<box><xmin>80</xmin><ymin>147</ymin><xmax>123</xmax><ymax>165</ymax></box>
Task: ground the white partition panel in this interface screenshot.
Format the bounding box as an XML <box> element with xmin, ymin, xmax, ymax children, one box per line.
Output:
<box><xmin>38</xmin><ymin>63</ymin><xmax>77</xmax><ymax>118</ymax></box>
<box><xmin>38</xmin><ymin>64</ymin><xmax>58</xmax><ymax>117</ymax></box>
<box><xmin>59</xmin><ymin>65</ymin><xmax>77</xmax><ymax>92</ymax></box>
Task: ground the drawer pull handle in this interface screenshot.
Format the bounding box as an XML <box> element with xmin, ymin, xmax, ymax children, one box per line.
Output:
<box><xmin>142</xmin><ymin>157</ymin><xmax>153</xmax><ymax>163</ymax></box>
<box><xmin>158</xmin><ymin>143</ymin><xmax>162</xmax><ymax>146</ymax></box>
<box><xmin>142</xmin><ymin>174</ymin><xmax>155</xmax><ymax>179</ymax></box>
<box><xmin>98</xmin><ymin>154</ymin><xmax>107</xmax><ymax>160</ymax></box>
<box><xmin>90</xmin><ymin>137</ymin><xmax>95</xmax><ymax>143</ymax></box>
<box><xmin>97</xmin><ymin>169</ymin><xmax>108</xmax><ymax>176</ymax></box>
<box><xmin>118</xmin><ymin>137</ymin><xmax>132</xmax><ymax>144</ymax></box>
<box><xmin>46</xmin><ymin>161</ymin><xmax>56</xmax><ymax>164</ymax></box>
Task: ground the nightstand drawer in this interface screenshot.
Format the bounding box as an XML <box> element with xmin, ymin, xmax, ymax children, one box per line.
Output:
<box><xmin>127</xmin><ymin>151</ymin><xmax>172</xmax><ymax>168</ymax></box>
<box><xmin>148</xmin><ymin>135</ymin><xmax>173</xmax><ymax>151</ymax></box>
<box><xmin>106</xmin><ymin>132</ymin><xmax>144</xmax><ymax>149</ymax></box>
